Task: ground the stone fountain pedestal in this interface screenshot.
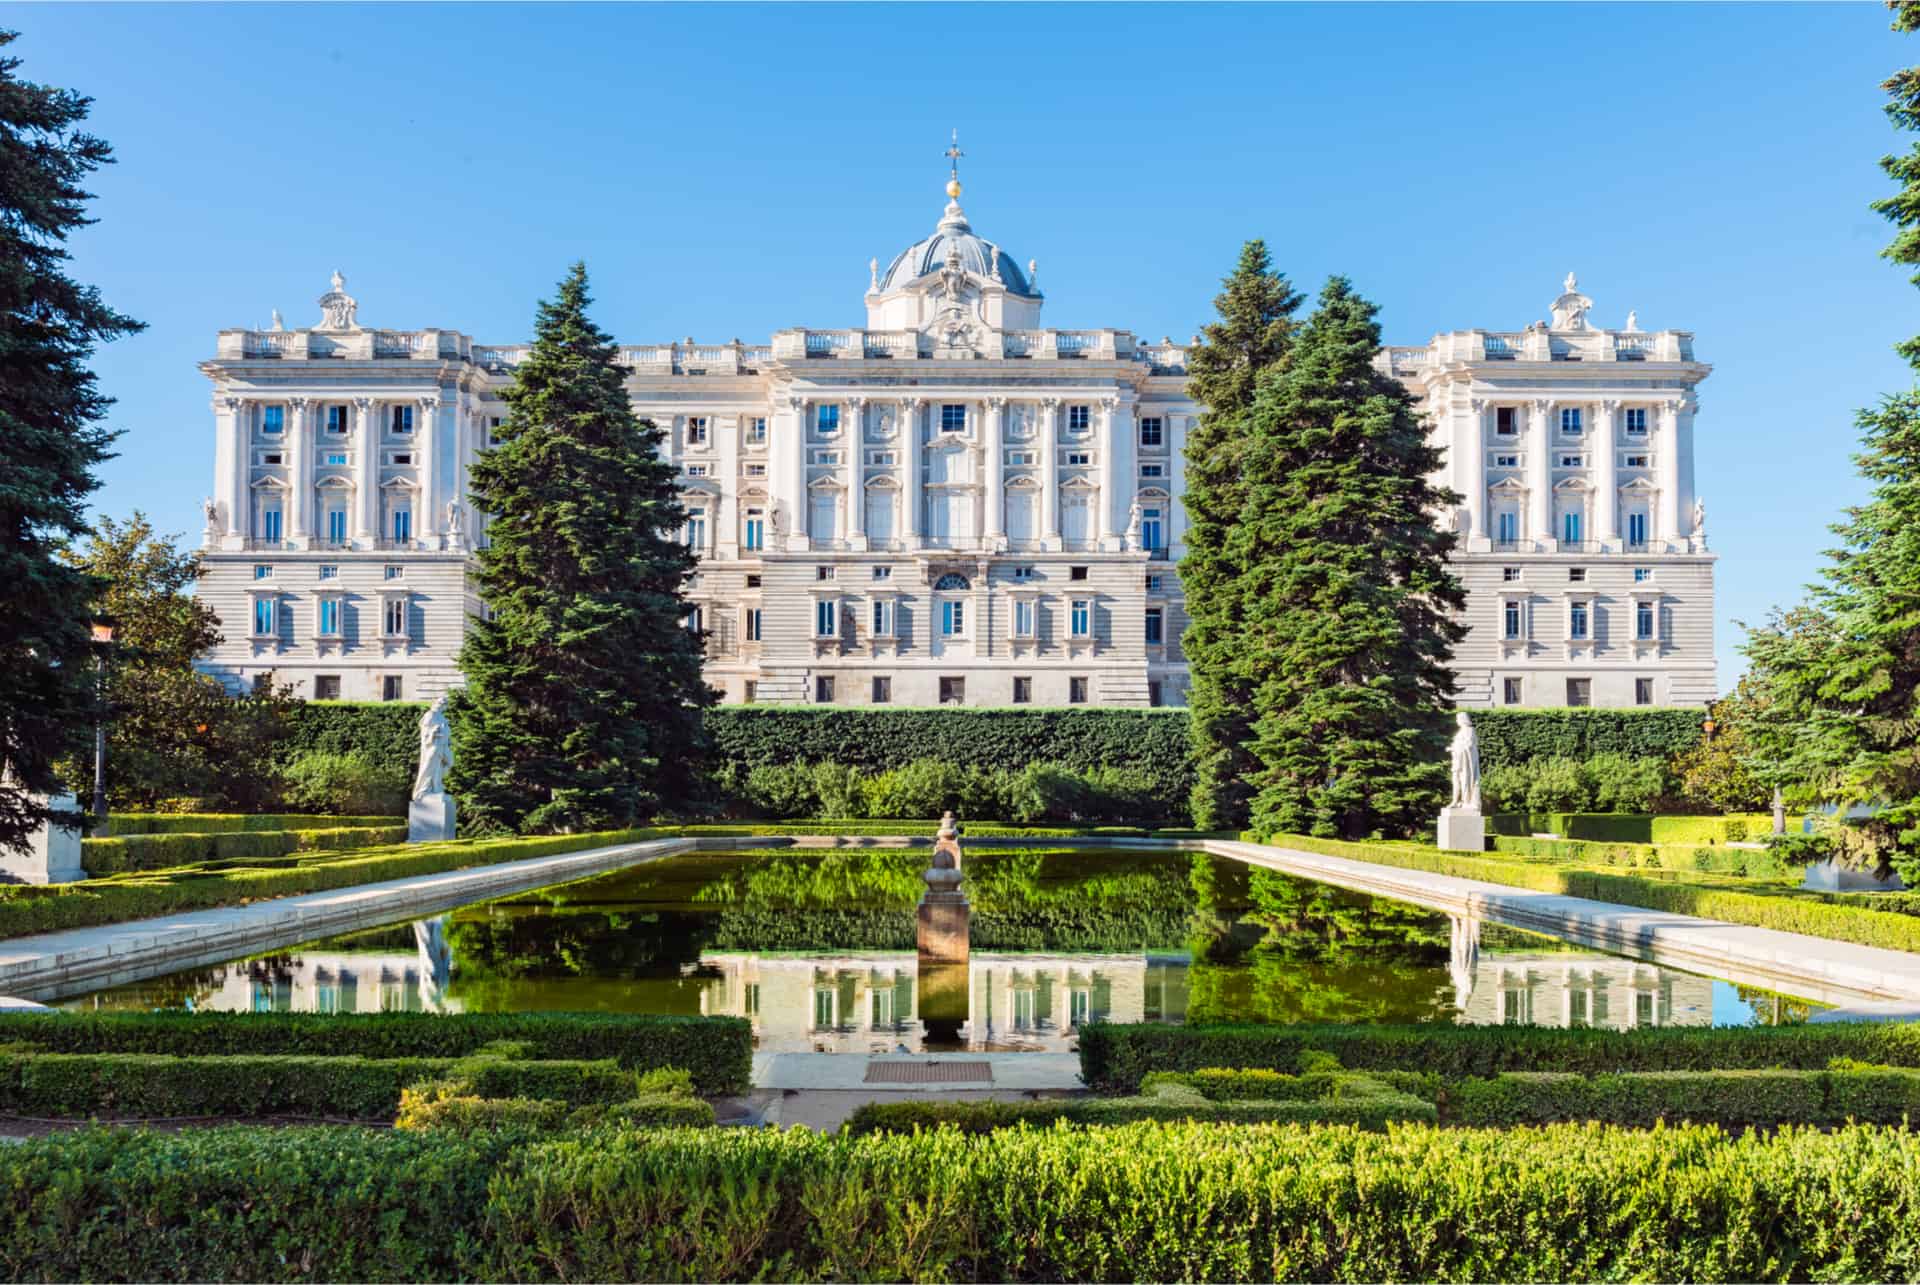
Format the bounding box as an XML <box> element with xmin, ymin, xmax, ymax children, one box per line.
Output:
<box><xmin>918</xmin><ymin>812</ymin><xmax>970</xmax><ymax>1044</ymax></box>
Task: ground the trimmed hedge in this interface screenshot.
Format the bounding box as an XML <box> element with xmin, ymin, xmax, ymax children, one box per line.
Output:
<box><xmin>1445</xmin><ymin>1068</ymin><xmax>1920</xmax><ymax>1128</ymax></box>
<box><xmin>106</xmin><ymin>812</ymin><xmax>399</xmax><ymax>835</ymax></box>
<box><xmin>1471</xmin><ymin>708</ymin><xmax>1705</xmax><ymax>763</ymax></box>
<box><xmin>80</xmin><ymin>824</ymin><xmax>409</xmax><ymax>876</ymax></box>
<box><xmin>1489</xmin><ymin>834</ymin><xmax>1788</xmax><ymax>879</ymax></box>
<box><xmin>843</xmin><ymin>1077</ymin><xmax>1436</xmax><ymax>1134</ymax></box>
<box><xmin>1269</xmin><ymin>831</ymin><xmax>1920</xmax><ymax>954</ymax></box>
<box><xmin>9</xmin><ymin>1121</ymin><xmax>1920</xmax><ymax>1281</ymax></box>
<box><xmin>0</xmin><ymin>1052</ymin><xmax>636</xmax><ymax>1119</ymax></box>
<box><xmin>0</xmin><ymin>828</ymin><xmax>656</xmax><ymax>940</ymax></box>
<box><xmin>1077</xmin><ymin>1020</ymin><xmax>1920</xmax><ymax>1092</ymax></box>
<box><xmin>0</xmin><ymin>1011</ymin><xmax>752</xmax><ymax>1094</ymax></box>
<box><xmin>1488</xmin><ymin>812</ymin><xmax>1776</xmax><ymax>845</ymax></box>
<box><xmin>393</xmin><ymin>1090</ymin><xmax>715</xmax><ymax>1134</ymax></box>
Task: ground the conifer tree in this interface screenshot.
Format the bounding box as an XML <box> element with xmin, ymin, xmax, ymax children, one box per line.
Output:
<box><xmin>1179</xmin><ymin>240</ymin><xmax>1301</xmax><ymax>831</ymax></box>
<box><xmin>0</xmin><ymin>32</ymin><xmax>142</xmax><ymax>852</ymax></box>
<box><xmin>1741</xmin><ymin>1</ymin><xmax>1920</xmax><ymax>879</ymax></box>
<box><xmin>1235</xmin><ymin>278</ymin><xmax>1464</xmax><ymax>841</ymax></box>
<box><xmin>450</xmin><ymin>264</ymin><xmax>714</xmax><ymax>834</ymax></box>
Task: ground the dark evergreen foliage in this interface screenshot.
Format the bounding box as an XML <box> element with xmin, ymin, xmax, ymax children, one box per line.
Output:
<box><xmin>449</xmin><ymin>264</ymin><xmax>713</xmax><ymax>834</ymax></box>
<box><xmin>0</xmin><ymin>32</ymin><xmax>142</xmax><ymax>851</ymax></box>
<box><xmin>1178</xmin><ymin>240</ymin><xmax>1302</xmax><ymax>830</ymax></box>
<box><xmin>1235</xmin><ymin>278</ymin><xmax>1464</xmax><ymax>840</ymax></box>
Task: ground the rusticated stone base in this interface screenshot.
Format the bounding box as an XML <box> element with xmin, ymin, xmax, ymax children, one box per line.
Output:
<box><xmin>917</xmin><ymin>900</ymin><xmax>970</xmax><ymax>965</ymax></box>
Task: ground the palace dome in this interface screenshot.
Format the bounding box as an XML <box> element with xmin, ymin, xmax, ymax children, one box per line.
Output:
<box><xmin>877</xmin><ymin>198</ymin><xmax>1037</xmax><ymax>297</ymax></box>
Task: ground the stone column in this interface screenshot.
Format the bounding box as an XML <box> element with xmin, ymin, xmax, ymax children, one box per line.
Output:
<box><xmin>846</xmin><ymin>398</ymin><xmax>866</xmax><ymax>549</ymax></box>
<box><xmin>1168</xmin><ymin>413</ymin><xmax>1189</xmax><ymax>555</ymax></box>
<box><xmin>902</xmin><ymin>397</ymin><xmax>922</xmax><ymax>543</ymax></box>
<box><xmin>287</xmin><ymin>398</ymin><xmax>313</xmax><ymax>548</ymax></box>
<box><xmin>1527</xmin><ymin>398</ymin><xmax>1554</xmax><ymax>548</ymax></box>
<box><xmin>217</xmin><ymin>396</ymin><xmax>248</xmax><ymax>549</ymax></box>
<box><xmin>777</xmin><ymin>396</ymin><xmax>808</xmax><ymax>551</ymax></box>
<box><xmin>717</xmin><ymin>414</ymin><xmax>741</xmax><ymax>560</ymax></box>
<box><xmin>1041</xmin><ymin>397</ymin><xmax>1061</xmax><ymax>550</ymax></box>
<box><xmin>352</xmin><ymin>398</ymin><xmax>376</xmax><ymax>546</ymax></box>
<box><xmin>1677</xmin><ymin>397</ymin><xmax>1698</xmax><ymax>546</ymax></box>
<box><xmin>1461</xmin><ymin>400</ymin><xmax>1487</xmax><ymax>540</ymax></box>
<box><xmin>1096</xmin><ymin>398</ymin><xmax>1117</xmax><ymax>548</ymax></box>
<box><xmin>418</xmin><ymin>396</ymin><xmax>442</xmax><ymax>548</ymax></box>
<box><xmin>1108</xmin><ymin>395</ymin><xmax>1136</xmax><ymax>551</ymax></box>
<box><xmin>984</xmin><ymin>397</ymin><xmax>1006</xmax><ymax>545</ymax></box>
<box><xmin>1658</xmin><ymin>398</ymin><xmax>1684</xmax><ymax>547</ymax></box>
<box><xmin>1594</xmin><ymin>399</ymin><xmax>1619</xmax><ymax>547</ymax></box>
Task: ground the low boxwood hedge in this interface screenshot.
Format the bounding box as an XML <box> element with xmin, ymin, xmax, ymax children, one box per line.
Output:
<box><xmin>0</xmin><ymin>1051</ymin><xmax>637</xmax><ymax>1120</ymax></box>
<box><xmin>8</xmin><ymin>1119</ymin><xmax>1920</xmax><ymax>1281</ymax></box>
<box><xmin>1489</xmin><ymin>834</ymin><xmax>1789</xmax><ymax>879</ymax></box>
<box><xmin>106</xmin><ymin>813</ymin><xmax>400</xmax><ymax>835</ymax></box>
<box><xmin>843</xmin><ymin>1079</ymin><xmax>1436</xmax><ymax>1135</ymax></box>
<box><xmin>1444</xmin><ymin>1067</ymin><xmax>1920</xmax><ymax>1128</ymax></box>
<box><xmin>1266</xmin><ymin>831</ymin><xmax>1920</xmax><ymax>953</ymax></box>
<box><xmin>0</xmin><ymin>1011</ymin><xmax>751</xmax><ymax>1094</ymax></box>
<box><xmin>1078</xmin><ymin>1020</ymin><xmax>1920</xmax><ymax>1092</ymax></box>
<box><xmin>80</xmin><ymin>825</ymin><xmax>410</xmax><ymax>876</ymax></box>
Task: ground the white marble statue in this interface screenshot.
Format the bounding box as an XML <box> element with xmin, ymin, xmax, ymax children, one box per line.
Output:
<box><xmin>202</xmin><ymin>496</ymin><xmax>220</xmax><ymax>531</ymax></box>
<box><xmin>1449</xmin><ymin>711</ymin><xmax>1481</xmax><ymax>810</ymax></box>
<box><xmin>1124</xmin><ymin>498</ymin><xmax>1142</xmax><ymax>549</ymax></box>
<box><xmin>1691</xmin><ymin>496</ymin><xmax>1706</xmax><ymax>535</ymax></box>
<box><xmin>412</xmin><ymin>694</ymin><xmax>452</xmax><ymax>800</ymax></box>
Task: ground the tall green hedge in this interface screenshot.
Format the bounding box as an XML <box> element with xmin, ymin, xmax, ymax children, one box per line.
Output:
<box><xmin>107</xmin><ymin>812</ymin><xmax>400</xmax><ymax>834</ymax></box>
<box><xmin>81</xmin><ymin>825</ymin><xmax>408</xmax><ymax>876</ymax></box>
<box><xmin>282</xmin><ymin>702</ymin><xmax>426</xmax><ymax>780</ymax></box>
<box><xmin>5</xmin><ymin>1121</ymin><xmax>1920</xmax><ymax>1281</ymax></box>
<box><xmin>1471</xmin><ymin>708</ymin><xmax>1705</xmax><ymax>763</ymax></box>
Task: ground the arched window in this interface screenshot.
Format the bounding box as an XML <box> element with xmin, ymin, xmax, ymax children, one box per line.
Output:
<box><xmin>933</xmin><ymin>572</ymin><xmax>971</xmax><ymax>591</ymax></box>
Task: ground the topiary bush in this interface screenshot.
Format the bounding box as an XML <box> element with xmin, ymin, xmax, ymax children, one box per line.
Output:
<box><xmin>278</xmin><ymin>750</ymin><xmax>410</xmax><ymax>817</ymax></box>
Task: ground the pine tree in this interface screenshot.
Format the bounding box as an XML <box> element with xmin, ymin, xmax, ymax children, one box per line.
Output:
<box><xmin>1235</xmin><ymin>277</ymin><xmax>1464</xmax><ymax>841</ymax></box>
<box><xmin>1178</xmin><ymin>240</ymin><xmax>1302</xmax><ymax>831</ymax></box>
<box><xmin>450</xmin><ymin>264</ymin><xmax>714</xmax><ymax>834</ymax></box>
<box><xmin>1739</xmin><ymin>3</ymin><xmax>1920</xmax><ymax>879</ymax></box>
<box><xmin>0</xmin><ymin>32</ymin><xmax>142</xmax><ymax>852</ymax></box>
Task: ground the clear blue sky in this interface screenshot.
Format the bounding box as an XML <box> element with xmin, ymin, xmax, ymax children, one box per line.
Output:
<box><xmin>14</xmin><ymin>2</ymin><xmax>1917</xmax><ymax>688</ymax></box>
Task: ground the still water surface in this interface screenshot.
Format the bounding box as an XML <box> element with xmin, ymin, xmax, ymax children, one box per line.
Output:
<box><xmin>65</xmin><ymin>849</ymin><xmax>1821</xmax><ymax>1051</ymax></box>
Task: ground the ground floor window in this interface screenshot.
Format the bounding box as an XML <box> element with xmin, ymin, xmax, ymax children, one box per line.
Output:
<box><xmin>1012</xmin><ymin>676</ymin><xmax>1032</xmax><ymax>704</ymax></box>
<box><xmin>382</xmin><ymin>675</ymin><xmax>403</xmax><ymax>701</ymax></box>
<box><xmin>743</xmin><ymin>680</ymin><xmax>756</xmax><ymax>704</ymax></box>
<box><xmin>815</xmin><ymin>675</ymin><xmax>834</xmax><ymax>703</ymax></box>
<box><xmin>1503</xmin><ymin>677</ymin><xmax>1523</xmax><ymax>705</ymax></box>
<box><xmin>939</xmin><ymin>676</ymin><xmax>965</xmax><ymax>704</ymax></box>
<box><xmin>1148</xmin><ymin>680</ymin><xmax>1162</xmax><ymax>707</ymax></box>
<box><xmin>314</xmin><ymin>675</ymin><xmax>341</xmax><ymax>700</ymax></box>
<box><xmin>1635</xmin><ymin>676</ymin><xmax>1655</xmax><ymax>706</ymax></box>
<box><xmin>1566</xmin><ymin>677</ymin><xmax>1591</xmax><ymax>707</ymax></box>
<box><xmin>1069</xmin><ymin>676</ymin><xmax>1089</xmax><ymax>704</ymax></box>
<box><xmin>872</xmin><ymin>676</ymin><xmax>891</xmax><ymax>704</ymax></box>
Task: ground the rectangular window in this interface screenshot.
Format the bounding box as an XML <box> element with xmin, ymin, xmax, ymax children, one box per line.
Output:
<box><xmin>742</xmin><ymin>680</ymin><xmax>757</xmax><ymax>704</ymax></box>
<box><xmin>1566</xmin><ymin>678</ymin><xmax>1592</xmax><ymax>707</ymax></box>
<box><xmin>1069</xmin><ymin>676</ymin><xmax>1089</xmax><ymax>704</ymax></box>
<box><xmin>384</xmin><ymin>564</ymin><xmax>403</xmax><ymax>580</ymax></box>
<box><xmin>1496</xmin><ymin>511</ymin><xmax>1518</xmax><ymax>544</ymax></box>
<box><xmin>1494</xmin><ymin>454</ymin><xmax>1519</xmax><ymax>468</ymax></box>
<box><xmin>1633</xmin><ymin>567</ymin><xmax>1651</xmax><ymax>583</ymax></box>
<box><xmin>815</xmin><ymin>675</ymin><xmax>835</xmax><ymax>703</ymax></box>
<box><xmin>262</xmin><ymin>405</ymin><xmax>285</xmax><ymax>434</ymax></box>
<box><xmin>1070</xmin><ymin>565</ymin><xmax>1088</xmax><ymax>581</ymax></box>
<box><xmin>382</xmin><ymin>675</ymin><xmax>403</xmax><ymax>702</ymax></box>
<box><xmin>1012</xmin><ymin>565</ymin><xmax>1036</xmax><ymax>581</ymax></box>
<box><xmin>1141</xmin><ymin>506</ymin><xmax>1164</xmax><ymax>551</ymax></box>
<box><xmin>1067</xmin><ymin>405</ymin><xmax>1090</xmax><ymax>432</ymax></box>
<box><xmin>326</xmin><ymin>404</ymin><xmax>348</xmax><ymax>435</ymax></box>
<box><xmin>1140</xmin><ymin>464</ymin><xmax>1164</xmax><ymax>478</ymax></box>
<box><xmin>383</xmin><ymin>597</ymin><xmax>407</xmax><ymax>637</ymax></box>
<box><xmin>253</xmin><ymin>597</ymin><xmax>275</xmax><ymax>637</ymax></box>
<box><xmin>326</xmin><ymin>510</ymin><xmax>347</xmax><ymax>543</ymax></box>
<box><xmin>685</xmin><ymin>465</ymin><xmax>708</xmax><ymax>478</ymax></box>
<box><xmin>872</xmin><ymin>676</ymin><xmax>892</xmax><ymax>704</ymax></box>
<box><xmin>1139</xmin><ymin>417</ymin><xmax>1164</xmax><ymax>447</ymax></box>
<box><xmin>1070</xmin><ymin>598</ymin><xmax>1091</xmax><ymax>637</ymax></box>
<box><xmin>390</xmin><ymin>452</ymin><xmax>413</xmax><ymax>466</ymax></box>
<box><xmin>941</xmin><ymin>599</ymin><xmax>965</xmax><ymax>637</ymax></box>
<box><xmin>318</xmin><ymin>564</ymin><xmax>338</xmax><ymax>580</ymax></box>
<box><xmin>1144</xmin><ymin>607</ymin><xmax>1164</xmax><ymax>645</ymax></box>
<box><xmin>1012</xmin><ymin>676</ymin><xmax>1032</xmax><ymax>704</ymax></box>
<box><xmin>1145</xmin><ymin>574</ymin><xmax>1163</xmax><ymax>592</ymax></box>
<box><xmin>1065</xmin><ymin>451</ymin><xmax>1091</xmax><ymax>466</ymax></box>
<box><xmin>1627</xmin><ymin>513</ymin><xmax>1649</xmax><ymax>547</ymax></box>
<box><xmin>1568</xmin><ymin>567</ymin><xmax>1586</xmax><ymax>582</ymax></box>
<box><xmin>1495</xmin><ymin>407</ymin><xmax>1518</xmax><ymax>435</ymax></box>
<box><xmin>1558</xmin><ymin>454</ymin><xmax>1583</xmax><ymax>468</ymax></box>
<box><xmin>1503</xmin><ymin>600</ymin><xmax>1523</xmax><ymax>640</ymax></box>
<box><xmin>1624</xmin><ymin>407</ymin><xmax>1648</xmax><ymax>435</ymax></box>
<box><xmin>1560</xmin><ymin>407</ymin><xmax>1583</xmax><ymax>435</ymax></box>
<box><xmin>1570</xmin><ymin>600</ymin><xmax>1590</xmax><ymax>640</ymax></box>
<box><xmin>684</xmin><ymin>509</ymin><xmax>707</xmax><ymax>548</ymax></box>
<box><xmin>1635</xmin><ymin>677</ymin><xmax>1655</xmax><ymax>706</ymax></box>
<box><xmin>1007</xmin><ymin>450</ymin><xmax>1035</xmax><ymax>466</ymax></box>
<box><xmin>1502</xmin><ymin>567</ymin><xmax>1520</xmax><ymax>582</ymax></box>
<box><xmin>1503</xmin><ymin>677</ymin><xmax>1524</xmax><ymax>705</ymax></box>
<box><xmin>744</xmin><ymin>463</ymin><xmax>767</xmax><ymax>478</ymax></box>
<box><xmin>1563</xmin><ymin>511</ymin><xmax>1582</xmax><ymax>544</ymax></box>
<box><xmin>872</xmin><ymin>566</ymin><xmax>892</xmax><ymax>580</ymax></box>
<box><xmin>687</xmin><ymin>416</ymin><xmax>710</xmax><ymax>445</ymax></box>
<box><xmin>1626</xmin><ymin>454</ymin><xmax>1650</xmax><ymax>468</ymax></box>
<box><xmin>684</xmin><ymin>605</ymin><xmax>704</xmax><ymax>634</ymax></box>
<box><xmin>817</xmin><ymin>565</ymin><xmax>835</xmax><ymax>581</ymax></box>
<box><xmin>325</xmin><ymin>452</ymin><xmax>348</xmax><ymax>467</ymax></box>
<box><xmin>746</xmin><ymin>607</ymin><xmax>762</xmax><ymax>642</ymax></box>
<box><xmin>940</xmin><ymin>403</ymin><xmax>966</xmax><ymax>433</ymax></box>
<box><xmin>392</xmin><ymin>508</ymin><xmax>411</xmax><ymax>543</ymax></box>
<box><xmin>261</xmin><ymin>507</ymin><xmax>284</xmax><ymax>542</ymax></box>
<box><xmin>1014</xmin><ymin>599</ymin><xmax>1036</xmax><ymax>637</ymax></box>
<box><xmin>746</xmin><ymin>417</ymin><xmax>767</xmax><ymax>445</ymax></box>
<box><xmin>872</xmin><ymin>599</ymin><xmax>893</xmax><ymax>637</ymax></box>
<box><xmin>743</xmin><ymin>510</ymin><xmax>764</xmax><ymax>551</ymax></box>
<box><xmin>746</xmin><ymin>574</ymin><xmax>761</xmax><ymax>588</ymax></box>
<box><xmin>939</xmin><ymin>677</ymin><xmax>965</xmax><ymax>705</ymax></box>
<box><xmin>1636</xmin><ymin>600</ymin><xmax>1656</xmax><ymax>640</ymax></box>
<box><xmin>254</xmin><ymin>565</ymin><xmax>273</xmax><ymax>580</ymax></box>
<box><xmin>391</xmin><ymin>405</ymin><xmax>414</xmax><ymax>434</ymax></box>
<box><xmin>314</xmin><ymin>675</ymin><xmax>341</xmax><ymax>701</ymax></box>
<box><xmin>1148</xmin><ymin>680</ymin><xmax>1163</xmax><ymax>708</ymax></box>
<box><xmin>815</xmin><ymin>599</ymin><xmax>837</xmax><ymax>637</ymax></box>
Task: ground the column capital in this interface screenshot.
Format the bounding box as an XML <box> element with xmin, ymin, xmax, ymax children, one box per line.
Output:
<box><xmin>903</xmin><ymin>396</ymin><xmax>923</xmax><ymax>410</ymax></box>
<box><xmin>287</xmin><ymin>396</ymin><xmax>310</xmax><ymax>411</ymax></box>
<box><xmin>1530</xmin><ymin>397</ymin><xmax>1556</xmax><ymax>415</ymax></box>
<box><xmin>847</xmin><ymin>395</ymin><xmax>866</xmax><ymax>409</ymax></box>
<box><xmin>1469</xmin><ymin>397</ymin><xmax>1489</xmax><ymax>414</ymax></box>
<box><xmin>787</xmin><ymin>395</ymin><xmax>809</xmax><ymax>412</ymax></box>
<box><xmin>352</xmin><ymin>396</ymin><xmax>373</xmax><ymax>413</ymax></box>
<box><xmin>417</xmin><ymin>395</ymin><xmax>441</xmax><ymax>412</ymax></box>
<box><xmin>987</xmin><ymin>396</ymin><xmax>1007</xmax><ymax>411</ymax></box>
<box><xmin>222</xmin><ymin>395</ymin><xmax>249</xmax><ymax>413</ymax></box>
<box><xmin>1041</xmin><ymin>396</ymin><xmax>1060</xmax><ymax>412</ymax></box>
<box><xmin>1598</xmin><ymin>398</ymin><xmax>1621</xmax><ymax>415</ymax></box>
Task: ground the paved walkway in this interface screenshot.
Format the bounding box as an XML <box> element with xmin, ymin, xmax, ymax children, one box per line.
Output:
<box><xmin>753</xmin><ymin>1052</ymin><xmax>1083</xmax><ymax>1092</ymax></box>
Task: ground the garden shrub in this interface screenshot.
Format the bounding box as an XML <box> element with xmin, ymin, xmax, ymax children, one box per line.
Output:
<box><xmin>394</xmin><ymin>1083</ymin><xmax>574</xmax><ymax>1135</ymax></box>
<box><xmin>80</xmin><ymin>824</ymin><xmax>408</xmax><ymax>876</ymax></box>
<box><xmin>1470</xmin><ymin>707</ymin><xmax>1705</xmax><ymax>764</ymax></box>
<box><xmin>278</xmin><ymin>750</ymin><xmax>410</xmax><ymax>817</ymax></box>
<box><xmin>842</xmin><ymin>1078</ymin><xmax>1435</xmax><ymax>1134</ymax></box>
<box><xmin>1524</xmin><ymin>757</ymin><xmax>1592</xmax><ymax>813</ymax></box>
<box><xmin>106</xmin><ymin>812</ymin><xmax>401</xmax><ymax>834</ymax></box>
<box><xmin>567</xmin><ymin>1094</ymin><xmax>716</xmax><ymax>1129</ymax></box>
<box><xmin>9</xmin><ymin>1120</ymin><xmax>1920</xmax><ymax>1281</ymax></box>
<box><xmin>1078</xmin><ymin>1019</ymin><xmax>1920</xmax><ymax>1092</ymax></box>
<box><xmin>1443</xmin><ymin>1067</ymin><xmax>1920</xmax><ymax>1128</ymax></box>
<box><xmin>0</xmin><ymin>1011</ymin><xmax>752</xmax><ymax>1094</ymax></box>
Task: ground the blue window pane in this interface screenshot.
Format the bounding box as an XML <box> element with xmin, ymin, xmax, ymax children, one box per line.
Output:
<box><xmin>254</xmin><ymin>599</ymin><xmax>274</xmax><ymax>635</ymax></box>
<box><xmin>262</xmin><ymin>405</ymin><xmax>284</xmax><ymax>434</ymax></box>
<box><xmin>817</xmin><ymin>405</ymin><xmax>840</xmax><ymax>433</ymax></box>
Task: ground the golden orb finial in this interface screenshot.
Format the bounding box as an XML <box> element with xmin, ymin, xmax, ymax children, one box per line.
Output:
<box><xmin>944</xmin><ymin>130</ymin><xmax>965</xmax><ymax>201</ymax></box>
<box><xmin>946</xmin><ymin>176</ymin><xmax>962</xmax><ymax>199</ymax></box>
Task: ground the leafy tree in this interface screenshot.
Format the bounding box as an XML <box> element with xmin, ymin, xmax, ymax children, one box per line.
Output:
<box><xmin>1179</xmin><ymin>240</ymin><xmax>1302</xmax><ymax>830</ymax></box>
<box><xmin>58</xmin><ymin>514</ymin><xmax>293</xmax><ymax>810</ymax></box>
<box><xmin>1671</xmin><ymin>673</ymin><xmax>1774</xmax><ymax>814</ymax></box>
<box><xmin>1235</xmin><ymin>278</ymin><xmax>1465</xmax><ymax>841</ymax></box>
<box><xmin>0</xmin><ymin>31</ymin><xmax>142</xmax><ymax>851</ymax></box>
<box><xmin>451</xmin><ymin>263</ymin><xmax>714</xmax><ymax>834</ymax></box>
<box><xmin>1738</xmin><ymin>5</ymin><xmax>1920</xmax><ymax>878</ymax></box>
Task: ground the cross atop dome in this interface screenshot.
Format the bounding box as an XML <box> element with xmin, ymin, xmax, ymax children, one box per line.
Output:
<box><xmin>945</xmin><ymin>129</ymin><xmax>964</xmax><ymax>200</ymax></box>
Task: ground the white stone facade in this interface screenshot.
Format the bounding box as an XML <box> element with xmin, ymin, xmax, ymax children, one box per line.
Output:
<box><xmin>194</xmin><ymin>183</ymin><xmax>1713</xmax><ymax>709</ymax></box>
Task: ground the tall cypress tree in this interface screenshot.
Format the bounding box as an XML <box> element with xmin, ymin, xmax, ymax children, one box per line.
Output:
<box><xmin>1236</xmin><ymin>277</ymin><xmax>1464</xmax><ymax>841</ymax></box>
<box><xmin>0</xmin><ymin>32</ymin><xmax>142</xmax><ymax>852</ymax></box>
<box><xmin>450</xmin><ymin>264</ymin><xmax>713</xmax><ymax>834</ymax></box>
<box><xmin>1179</xmin><ymin>240</ymin><xmax>1301</xmax><ymax>831</ymax></box>
<box><xmin>1741</xmin><ymin>1</ymin><xmax>1920</xmax><ymax>879</ymax></box>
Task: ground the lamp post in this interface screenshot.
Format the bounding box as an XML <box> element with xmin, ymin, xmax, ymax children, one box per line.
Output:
<box><xmin>89</xmin><ymin>623</ymin><xmax>113</xmax><ymax>825</ymax></box>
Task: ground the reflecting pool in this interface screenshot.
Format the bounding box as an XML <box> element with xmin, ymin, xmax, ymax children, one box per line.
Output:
<box><xmin>63</xmin><ymin>849</ymin><xmax>1823</xmax><ymax>1050</ymax></box>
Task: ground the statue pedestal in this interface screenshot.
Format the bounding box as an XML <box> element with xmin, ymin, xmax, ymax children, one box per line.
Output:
<box><xmin>1436</xmin><ymin>805</ymin><xmax>1485</xmax><ymax>853</ymax></box>
<box><xmin>0</xmin><ymin>793</ymin><xmax>85</xmax><ymax>884</ymax></box>
<box><xmin>918</xmin><ymin>959</ymin><xmax>969</xmax><ymax>1047</ymax></box>
<box><xmin>918</xmin><ymin>899</ymin><xmax>970</xmax><ymax>965</ymax></box>
<box><xmin>409</xmin><ymin>792</ymin><xmax>457</xmax><ymax>843</ymax></box>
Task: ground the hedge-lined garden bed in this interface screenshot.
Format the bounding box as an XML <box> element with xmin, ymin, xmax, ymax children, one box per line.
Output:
<box><xmin>106</xmin><ymin>812</ymin><xmax>400</xmax><ymax>835</ymax></box>
<box><xmin>0</xmin><ymin>1011</ymin><xmax>752</xmax><ymax>1093</ymax></box>
<box><xmin>2</xmin><ymin>1119</ymin><xmax>1917</xmax><ymax>1281</ymax></box>
<box><xmin>1488</xmin><ymin>812</ymin><xmax>1776</xmax><ymax>845</ymax></box>
<box><xmin>1488</xmin><ymin>834</ymin><xmax>1789</xmax><ymax>879</ymax></box>
<box><xmin>1078</xmin><ymin>1020</ymin><xmax>1920</xmax><ymax>1091</ymax></box>
<box><xmin>80</xmin><ymin>824</ymin><xmax>408</xmax><ymax>876</ymax></box>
